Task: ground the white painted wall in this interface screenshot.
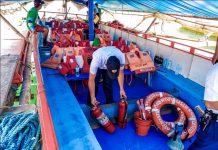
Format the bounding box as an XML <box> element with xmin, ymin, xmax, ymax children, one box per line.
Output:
<box><xmin>101</xmin><ymin>25</ymin><xmax>212</xmax><ymax>86</ymax></box>
<box><xmin>189</xmin><ymin>56</ymin><xmax>212</xmax><ymax>86</ymax></box>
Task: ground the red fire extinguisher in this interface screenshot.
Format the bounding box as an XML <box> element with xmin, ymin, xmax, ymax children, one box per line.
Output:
<box><xmin>91</xmin><ymin>107</ymin><xmax>115</xmax><ymax>133</ymax></box>
<box><xmin>118</xmin><ymin>97</ymin><xmax>128</xmax><ymax>128</ymax></box>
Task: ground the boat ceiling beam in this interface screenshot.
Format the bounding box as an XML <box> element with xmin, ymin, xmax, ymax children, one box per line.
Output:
<box><xmin>144</xmin><ymin>17</ymin><xmax>157</xmax><ymax>33</ymax></box>
<box><xmin>131</xmin><ymin>14</ymin><xmax>153</xmax><ymax>30</ymax></box>
<box><xmin>0</xmin><ymin>14</ymin><xmax>26</xmax><ymax>40</ymax></box>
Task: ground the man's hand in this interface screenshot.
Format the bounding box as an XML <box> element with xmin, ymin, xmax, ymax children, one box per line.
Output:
<box><xmin>91</xmin><ymin>97</ymin><xmax>100</xmax><ymax>107</ymax></box>
<box><xmin>120</xmin><ymin>89</ymin><xmax>127</xmax><ymax>99</ymax></box>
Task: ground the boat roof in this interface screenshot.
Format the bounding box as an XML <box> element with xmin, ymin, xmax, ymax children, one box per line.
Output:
<box><xmin>1</xmin><ymin>0</ymin><xmax>218</xmax><ymax>18</ymax></box>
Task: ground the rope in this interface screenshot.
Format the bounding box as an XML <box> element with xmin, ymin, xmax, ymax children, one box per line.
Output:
<box><xmin>0</xmin><ymin>112</ymin><xmax>41</xmax><ymax>150</ymax></box>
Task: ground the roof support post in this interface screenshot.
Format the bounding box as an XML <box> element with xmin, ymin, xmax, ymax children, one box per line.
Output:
<box><xmin>88</xmin><ymin>0</ymin><xmax>94</xmax><ymax>41</ymax></box>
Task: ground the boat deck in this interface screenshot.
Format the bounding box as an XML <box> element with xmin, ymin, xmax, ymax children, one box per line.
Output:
<box><xmin>39</xmin><ymin>46</ymin><xmax>204</xmax><ymax>149</ymax></box>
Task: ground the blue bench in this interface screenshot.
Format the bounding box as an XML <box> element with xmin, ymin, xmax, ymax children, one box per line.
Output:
<box><xmin>41</xmin><ymin>67</ymin><xmax>101</xmax><ymax>150</ymax></box>
<box><xmin>65</xmin><ymin>69</ymin><xmax>135</xmax><ymax>81</ymax></box>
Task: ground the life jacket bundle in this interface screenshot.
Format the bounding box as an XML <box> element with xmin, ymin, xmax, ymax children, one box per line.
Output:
<box><xmin>77</xmin><ymin>30</ymin><xmax>83</xmax><ymax>41</ymax></box>
<box><xmin>95</xmin><ymin>29</ymin><xmax>101</xmax><ymax>34</ymax></box>
<box><xmin>62</xmin><ymin>28</ymin><xmax>71</xmax><ymax>34</ymax></box>
<box><xmin>50</xmin><ymin>20</ymin><xmax>59</xmax><ymax>28</ymax></box>
<box><xmin>109</xmin><ymin>20</ymin><xmax>124</xmax><ymax>29</ymax></box>
<box><xmin>113</xmin><ymin>37</ymin><xmax>129</xmax><ymax>53</ymax></box>
<box><xmin>41</xmin><ymin>48</ymin><xmax>63</xmax><ymax>69</ymax></box>
<box><xmin>50</xmin><ymin>31</ymin><xmax>73</xmax><ymax>47</ymax></box>
<box><xmin>126</xmin><ymin>49</ymin><xmax>155</xmax><ymax>74</ymax></box>
<box><xmin>50</xmin><ymin>31</ymin><xmax>60</xmax><ymax>43</ymax></box>
<box><xmin>69</xmin><ymin>31</ymin><xmax>82</xmax><ymax>42</ymax></box>
<box><xmin>42</xmin><ymin>46</ymin><xmax>95</xmax><ymax>75</ymax></box>
<box><xmin>74</xmin><ymin>21</ymin><xmax>81</xmax><ymax>29</ymax></box>
<box><xmin>129</xmin><ymin>43</ymin><xmax>140</xmax><ymax>52</ymax></box>
<box><xmin>81</xmin><ymin>23</ymin><xmax>88</xmax><ymax>29</ymax></box>
<box><xmin>82</xmin><ymin>47</ymin><xmax>94</xmax><ymax>73</ymax></box>
<box><xmin>96</xmin><ymin>34</ymin><xmax>111</xmax><ymax>46</ymax></box>
<box><xmin>96</xmin><ymin>34</ymin><xmax>107</xmax><ymax>47</ymax></box>
<box><xmin>58</xmin><ymin>61</ymin><xmax>70</xmax><ymax>76</ymax></box>
<box><xmin>80</xmin><ymin>40</ymin><xmax>90</xmax><ymax>47</ymax></box>
<box><xmin>67</xmin><ymin>55</ymin><xmax>77</xmax><ymax>74</ymax></box>
<box><xmin>64</xmin><ymin>21</ymin><xmax>73</xmax><ymax>29</ymax></box>
<box><xmin>59</xmin><ymin>35</ymin><xmax>72</xmax><ymax>47</ymax></box>
<box><xmin>58</xmin><ymin>55</ymin><xmax>77</xmax><ymax>76</ymax></box>
<box><xmin>58</xmin><ymin>48</ymin><xmax>77</xmax><ymax>75</ymax></box>
<box><xmin>104</xmin><ymin>34</ymin><xmax>111</xmax><ymax>43</ymax></box>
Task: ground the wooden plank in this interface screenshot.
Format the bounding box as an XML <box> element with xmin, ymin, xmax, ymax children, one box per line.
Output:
<box><xmin>0</xmin><ymin>55</ymin><xmax>19</xmax><ymax>106</ymax></box>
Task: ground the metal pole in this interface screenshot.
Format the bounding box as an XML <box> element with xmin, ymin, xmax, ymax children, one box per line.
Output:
<box><xmin>88</xmin><ymin>0</ymin><xmax>94</xmax><ymax>41</ymax></box>
<box><xmin>0</xmin><ymin>14</ymin><xmax>26</xmax><ymax>40</ymax></box>
<box><xmin>64</xmin><ymin>0</ymin><xmax>67</xmax><ymax>20</ymax></box>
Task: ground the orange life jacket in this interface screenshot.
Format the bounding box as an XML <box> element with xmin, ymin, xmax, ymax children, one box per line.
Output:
<box><xmin>126</xmin><ymin>51</ymin><xmax>141</xmax><ymax>71</ymax></box>
<box><xmin>67</xmin><ymin>55</ymin><xmax>77</xmax><ymax>73</ymax></box>
<box><xmin>41</xmin><ymin>48</ymin><xmax>63</xmax><ymax>69</ymax></box>
<box><xmin>50</xmin><ymin>20</ymin><xmax>59</xmax><ymax>28</ymax></box>
<box><xmin>129</xmin><ymin>43</ymin><xmax>139</xmax><ymax>52</ymax></box>
<box><xmin>82</xmin><ymin>48</ymin><xmax>94</xmax><ymax>73</ymax></box>
<box><xmin>126</xmin><ymin>48</ymin><xmax>155</xmax><ymax>73</ymax></box>
<box><xmin>135</xmin><ymin>51</ymin><xmax>155</xmax><ymax>74</ymax></box>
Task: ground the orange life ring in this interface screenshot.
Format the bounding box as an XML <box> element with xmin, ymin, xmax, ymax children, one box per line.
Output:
<box><xmin>144</xmin><ymin>92</ymin><xmax>186</xmax><ymax>129</ymax></box>
<box><xmin>144</xmin><ymin>92</ymin><xmax>172</xmax><ymax>119</ymax></box>
<box><xmin>152</xmin><ymin>97</ymin><xmax>198</xmax><ymax>140</ymax></box>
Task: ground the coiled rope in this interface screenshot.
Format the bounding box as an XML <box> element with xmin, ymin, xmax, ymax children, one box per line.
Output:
<box><xmin>0</xmin><ymin>112</ymin><xmax>41</xmax><ymax>150</ymax></box>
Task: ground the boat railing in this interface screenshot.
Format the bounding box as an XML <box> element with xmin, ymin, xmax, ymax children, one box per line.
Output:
<box><xmin>39</xmin><ymin>10</ymin><xmax>87</xmax><ymax>20</ymax></box>
<box><xmin>100</xmin><ymin>22</ymin><xmax>213</xmax><ymax>86</ymax></box>
<box><xmin>32</xmin><ymin>34</ymin><xmax>59</xmax><ymax>150</ymax></box>
<box><xmin>101</xmin><ymin>22</ymin><xmax>214</xmax><ymax>60</ymax></box>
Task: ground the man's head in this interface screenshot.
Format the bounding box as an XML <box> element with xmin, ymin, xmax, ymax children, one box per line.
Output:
<box><xmin>34</xmin><ymin>0</ymin><xmax>44</xmax><ymax>9</ymax></box>
<box><xmin>106</xmin><ymin>56</ymin><xmax>120</xmax><ymax>79</ymax></box>
<box><xmin>95</xmin><ymin>3</ymin><xmax>98</xmax><ymax>7</ymax></box>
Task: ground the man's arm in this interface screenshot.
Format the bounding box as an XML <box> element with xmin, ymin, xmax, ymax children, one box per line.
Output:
<box><xmin>88</xmin><ymin>73</ymin><xmax>96</xmax><ymax>104</ymax></box>
<box><xmin>88</xmin><ymin>73</ymin><xmax>100</xmax><ymax>106</ymax></box>
<box><xmin>117</xmin><ymin>66</ymin><xmax>126</xmax><ymax>98</ymax></box>
<box><xmin>205</xmin><ymin>101</ymin><xmax>218</xmax><ymax>110</ymax></box>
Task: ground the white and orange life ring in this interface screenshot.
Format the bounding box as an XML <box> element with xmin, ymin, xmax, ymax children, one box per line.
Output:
<box><xmin>144</xmin><ymin>92</ymin><xmax>172</xmax><ymax>119</ymax></box>
<box><xmin>151</xmin><ymin>97</ymin><xmax>198</xmax><ymax>140</ymax></box>
<box><xmin>144</xmin><ymin>92</ymin><xmax>186</xmax><ymax>128</ymax></box>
